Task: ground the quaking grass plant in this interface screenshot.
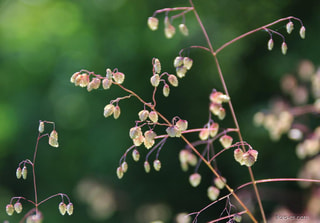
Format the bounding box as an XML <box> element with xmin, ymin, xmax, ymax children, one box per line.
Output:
<box><xmin>5</xmin><ymin>121</ymin><xmax>73</xmax><ymax>223</ymax></box>
<box><xmin>70</xmin><ymin>1</ymin><xmax>319</xmax><ymax>222</ymax></box>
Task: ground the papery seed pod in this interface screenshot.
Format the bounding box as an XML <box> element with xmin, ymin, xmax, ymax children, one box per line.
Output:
<box><xmin>59</xmin><ymin>202</ymin><xmax>67</xmax><ymax>215</ymax></box>
<box><xmin>199</xmin><ymin>128</ymin><xmax>210</xmax><ymax>141</ymax></box>
<box><xmin>218</xmin><ymin>94</ymin><xmax>230</xmax><ymax>103</ymax></box>
<box><xmin>234</xmin><ymin>214</ymin><xmax>242</xmax><ymax>222</ymax></box>
<box><xmin>74</xmin><ymin>74</ymin><xmax>82</xmax><ymax>86</ymax></box>
<box><xmin>166</xmin><ymin>125</ymin><xmax>181</xmax><ymax>137</ymax></box>
<box><xmin>219</xmin><ymin>135</ymin><xmax>233</xmax><ymax>149</ymax></box>
<box><xmin>248</xmin><ymin>149</ymin><xmax>258</xmax><ymax>161</ymax></box>
<box><xmin>299</xmin><ymin>26</ymin><xmax>306</xmax><ymax>39</ymax></box>
<box><xmin>176</xmin><ymin>119</ymin><xmax>188</xmax><ymax>131</ymax></box>
<box><xmin>129</xmin><ymin>126</ymin><xmax>142</xmax><ymax>139</ymax></box>
<box><xmin>14</xmin><ymin>202</ymin><xmax>23</xmax><ymax>214</ymax></box>
<box><xmin>179</xmin><ymin>24</ymin><xmax>189</xmax><ymax>36</ymax></box>
<box><xmin>210</xmin><ymin>103</ymin><xmax>221</xmax><ymax>116</ymax></box>
<box><xmin>165</xmin><ymin>24</ymin><xmax>176</xmax><ymax>39</ymax></box>
<box><xmin>66</xmin><ymin>203</ymin><xmax>74</xmax><ymax>215</ymax></box>
<box><xmin>173</xmin><ymin>56</ymin><xmax>184</xmax><ymax>68</ymax></box>
<box><xmin>149</xmin><ymin>111</ymin><xmax>158</xmax><ymax>123</ymax></box>
<box><xmin>133</xmin><ymin>135</ymin><xmax>145</xmax><ymax>147</ymax></box>
<box><xmin>79</xmin><ymin>74</ymin><xmax>90</xmax><ymax>88</ymax></box>
<box><xmin>113</xmin><ymin>72</ymin><xmax>125</xmax><ymax>84</ymax></box>
<box><xmin>267</xmin><ymin>38</ymin><xmax>274</xmax><ymax>51</ymax></box>
<box><xmin>116</xmin><ymin>166</ymin><xmax>124</xmax><ymax>179</ymax></box>
<box><xmin>143</xmin><ymin>138</ymin><xmax>155</xmax><ymax>149</ymax></box>
<box><xmin>242</xmin><ymin>149</ymin><xmax>258</xmax><ymax>167</ymax></box>
<box><xmin>22</xmin><ymin>166</ymin><xmax>27</xmax><ymax>180</ymax></box>
<box><xmin>153</xmin><ymin>58</ymin><xmax>161</xmax><ymax>74</ymax></box>
<box><xmin>6</xmin><ymin>204</ymin><xmax>14</xmax><ymax>216</ymax></box>
<box><xmin>87</xmin><ymin>82</ymin><xmax>94</xmax><ymax>92</ymax></box>
<box><xmin>144</xmin><ymin>161</ymin><xmax>151</xmax><ymax>173</ymax></box>
<box><xmin>281</xmin><ymin>42</ymin><xmax>288</xmax><ymax>55</ymax></box>
<box><xmin>49</xmin><ymin>135</ymin><xmax>59</xmax><ymax>148</ymax></box>
<box><xmin>38</xmin><ymin>121</ymin><xmax>44</xmax><ymax>133</ymax></box>
<box><xmin>286</xmin><ymin>21</ymin><xmax>294</xmax><ymax>34</ymax></box>
<box><xmin>163</xmin><ymin>84</ymin><xmax>170</xmax><ymax>97</ymax></box>
<box><xmin>144</xmin><ymin>130</ymin><xmax>157</xmax><ymax>142</ymax></box>
<box><xmin>147</xmin><ymin>17</ymin><xmax>159</xmax><ymax>31</ymax></box>
<box><xmin>214</xmin><ymin>177</ymin><xmax>226</xmax><ymax>189</ymax></box>
<box><xmin>121</xmin><ymin>161</ymin><xmax>128</xmax><ymax>173</ymax></box>
<box><xmin>207</xmin><ymin>186</ymin><xmax>220</xmax><ymax>201</ymax></box>
<box><xmin>153</xmin><ymin>159</ymin><xmax>161</xmax><ymax>171</ymax></box>
<box><xmin>180</xmin><ymin>162</ymin><xmax>188</xmax><ymax>172</ymax></box>
<box><xmin>113</xmin><ymin>105</ymin><xmax>121</xmax><ymax>119</ymax></box>
<box><xmin>150</xmin><ymin>74</ymin><xmax>160</xmax><ymax>87</ymax></box>
<box><xmin>189</xmin><ymin>173</ymin><xmax>201</xmax><ymax>187</ymax></box>
<box><xmin>16</xmin><ymin>167</ymin><xmax>22</xmax><ymax>179</ymax></box>
<box><xmin>234</xmin><ymin>148</ymin><xmax>244</xmax><ymax>164</ymax></box>
<box><xmin>209</xmin><ymin>122</ymin><xmax>219</xmax><ymax>137</ymax></box>
<box><xmin>179</xmin><ymin>150</ymin><xmax>189</xmax><ymax>164</ymax></box>
<box><xmin>187</xmin><ymin>153</ymin><xmax>197</xmax><ymax>166</ymax></box>
<box><xmin>210</xmin><ymin>92</ymin><xmax>224</xmax><ymax>104</ymax></box>
<box><xmin>183</xmin><ymin>57</ymin><xmax>193</xmax><ymax>70</ymax></box>
<box><xmin>168</xmin><ymin>74</ymin><xmax>178</xmax><ymax>87</ymax></box>
<box><xmin>106</xmin><ymin>68</ymin><xmax>113</xmax><ymax>79</ymax></box>
<box><xmin>70</xmin><ymin>72</ymin><xmax>80</xmax><ymax>83</ymax></box>
<box><xmin>91</xmin><ymin>77</ymin><xmax>101</xmax><ymax>90</ymax></box>
<box><xmin>50</xmin><ymin>130</ymin><xmax>58</xmax><ymax>141</ymax></box>
<box><xmin>217</xmin><ymin>107</ymin><xmax>226</xmax><ymax>120</ymax></box>
<box><xmin>176</xmin><ymin>66</ymin><xmax>187</xmax><ymax>78</ymax></box>
<box><xmin>138</xmin><ymin>110</ymin><xmax>149</xmax><ymax>121</ymax></box>
<box><xmin>104</xmin><ymin>104</ymin><xmax>115</xmax><ymax>118</ymax></box>
<box><xmin>102</xmin><ymin>78</ymin><xmax>113</xmax><ymax>89</ymax></box>
<box><xmin>132</xmin><ymin>149</ymin><xmax>140</xmax><ymax>162</ymax></box>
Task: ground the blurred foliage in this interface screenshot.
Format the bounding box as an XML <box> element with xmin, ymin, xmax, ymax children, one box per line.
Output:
<box><xmin>0</xmin><ymin>0</ymin><xmax>319</xmax><ymax>222</ymax></box>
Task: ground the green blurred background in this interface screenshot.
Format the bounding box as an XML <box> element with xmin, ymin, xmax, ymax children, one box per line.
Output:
<box><xmin>0</xmin><ymin>0</ymin><xmax>319</xmax><ymax>222</ymax></box>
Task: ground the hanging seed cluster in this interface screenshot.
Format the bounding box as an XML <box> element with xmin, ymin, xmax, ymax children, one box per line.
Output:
<box><xmin>253</xmin><ymin>60</ymin><xmax>320</xmax><ymax>159</ymax></box>
<box><xmin>266</xmin><ymin>19</ymin><xmax>306</xmax><ymax>55</ymax></box>
<box><xmin>148</xmin><ymin>15</ymin><xmax>190</xmax><ymax>39</ymax></box>
<box><xmin>6</xmin><ymin>121</ymin><xmax>73</xmax><ymax>221</ymax></box>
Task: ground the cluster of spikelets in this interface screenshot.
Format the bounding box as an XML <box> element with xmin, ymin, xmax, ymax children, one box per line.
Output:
<box><xmin>254</xmin><ymin>110</ymin><xmax>294</xmax><ymax>141</ymax></box>
<box><xmin>70</xmin><ymin>56</ymin><xmax>193</xmax><ymax>180</ymax></box>
<box><xmin>148</xmin><ymin>16</ymin><xmax>189</xmax><ymax>39</ymax></box>
<box><xmin>115</xmin><ymin>116</ymin><xmax>190</xmax><ymax>179</ymax></box>
<box><xmin>70</xmin><ymin>68</ymin><xmax>125</xmax><ymax>92</ymax></box>
<box><xmin>234</xmin><ymin>148</ymin><xmax>259</xmax><ymax>167</ymax></box>
<box><xmin>5</xmin><ymin>201</ymin><xmax>73</xmax><ymax>218</ymax></box>
<box><xmin>58</xmin><ymin>201</ymin><xmax>74</xmax><ymax>216</ymax></box>
<box><xmin>254</xmin><ymin>60</ymin><xmax>320</xmax><ymax>159</ymax></box>
<box><xmin>174</xmin><ymin>88</ymin><xmax>259</xmax><ymax>205</ymax></box>
<box><xmin>209</xmin><ymin>90</ymin><xmax>230</xmax><ymax>120</ymax></box>
<box><xmin>266</xmin><ymin>19</ymin><xmax>305</xmax><ymax>55</ymax></box>
<box><xmin>38</xmin><ymin>121</ymin><xmax>59</xmax><ymax>147</ymax></box>
<box><xmin>5</xmin><ymin>121</ymin><xmax>73</xmax><ymax>222</ymax></box>
<box><xmin>150</xmin><ymin>57</ymin><xmax>192</xmax><ymax>97</ymax></box>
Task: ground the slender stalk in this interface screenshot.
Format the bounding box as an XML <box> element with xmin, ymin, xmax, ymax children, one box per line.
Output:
<box><xmin>237</xmin><ymin>178</ymin><xmax>320</xmax><ymax>191</ymax></box>
<box><xmin>32</xmin><ymin>133</ymin><xmax>41</xmax><ymax>213</ymax></box>
<box><xmin>207</xmin><ymin>210</ymin><xmax>247</xmax><ymax>223</ymax></box>
<box><xmin>215</xmin><ymin>16</ymin><xmax>302</xmax><ymax>54</ymax></box>
<box><xmin>189</xmin><ymin>0</ymin><xmax>267</xmax><ymax>221</ymax></box>
<box><xmin>213</xmin><ymin>56</ymin><xmax>267</xmax><ymax>222</ymax></box>
<box><xmin>181</xmin><ymin>135</ymin><xmax>258</xmax><ymax>223</ymax></box>
<box><xmin>117</xmin><ymin>71</ymin><xmax>257</xmax><ymax>221</ymax></box>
